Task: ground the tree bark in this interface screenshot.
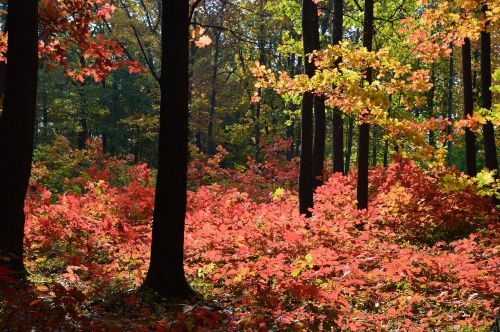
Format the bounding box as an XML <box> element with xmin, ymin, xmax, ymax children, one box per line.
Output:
<box><xmin>345</xmin><ymin>116</ymin><xmax>354</xmax><ymax>174</ymax></box>
<box><xmin>77</xmin><ymin>118</ymin><xmax>88</xmax><ymax>150</ymax></box>
<box><xmin>480</xmin><ymin>5</ymin><xmax>498</xmax><ymax>174</ymax></box>
<box><xmin>299</xmin><ymin>0</ymin><xmax>317</xmax><ymax>216</ymax></box>
<box><xmin>462</xmin><ymin>38</ymin><xmax>477</xmax><ymax>176</ymax></box>
<box><xmin>143</xmin><ymin>0</ymin><xmax>193</xmax><ymax>297</ymax></box>
<box><xmin>446</xmin><ymin>45</ymin><xmax>454</xmax><ymax>163</ymax></box>
<box><xmin>0</xmin><ymin>14</ymin><xmax>6</xmax><ymax>112</ymax></box>
<box><xmin>371</xmin><ymin>126</ymin><xmax>377</xmax><ymax>166</ymax></box>
<box><xmin>331</xmin><ymin>0</ymin><xmax>344</xmax><ymax>174</ymax></box>
<box><xmin>356</xmin><ymin>0</ymin><xmax>373</xmax><ymax>210</ymax></box>
<box><xmin>428</xmin><ymin>68</ymin><xmax>436</xmax><ymax>147</ymax></box>
<box><xmin>0</xmin><ymin>0</ymin><xmax>39</xmax><ymax>274</ymax></box>
<box><xmin>311</xmin><ymin>4</ymin><xmax>326</xmax><ymax>189</ymax></box>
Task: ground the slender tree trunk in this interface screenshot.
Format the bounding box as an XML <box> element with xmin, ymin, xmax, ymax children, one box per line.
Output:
<box><xmin>383</xmin><ymin>139</ymin><xmax>389</xmax><ymax>167</ymax></box>
<box><xmin>254</xmin><ymin>17</ymin><xmax>266</xmax><ymax>163</ymax></box>
<box><xmin>428</xmin><ymin>68</ymin><xmax>436</xmax><ymax>147</ymax></box>
<box><xmin>480</xmin><ymin>5</ymin><xmax>498</xmax><ymax>174</ymax></box>
<box><xmin>207</xmin><ymin>30</ymin><xmax>221</xmax><ymax>155</ymax></box>
<box><xmin>383</xmin><ymin>106</ymin><xmax>392</xmax><ymax>167</ymax></box>
<box><xmin>286</xmin><ymin>55</ymin><xmax>297</xmax><ymax>161</ymax></box>
<box><xmin>143</xmin><ymin>0</ymin><xmax>193</xmax><ymax>297</ymax></box>
<box><xmin>189</xmin><ymin>14</ymin><xmax>200</xmax><ymax>150</ymax></box>
<box><xmin>331</xmin><ymin>0</ymin><xmax>344</xmax><ymax>174</ymax></box>
<box><xmin>446</xmin><ymin>45</ymin><xmax>454</xmax><ymax>162</ymax></box>
<box><xmin>371</xmin><ymin>127</ymin><xmax>377</xmax><ymax>166</ymax></box>
<box><xmin>356</xmin><ymin>0</ymin><xmax>374</xmax><ymax>210</ymax></box>
<box><xmin>345</xmin><ymin>116</ymin><xmax>354</xmax><ymax>174</ymax></box>
<box><xmin>77</xmin><ymin>118</ymin><xmax>88</xmax><ymax>149</ymax></box>
<box><xmin>0</xmin><ymin>18</ymin><xmax>6</xmax><ymax>112</ymax></box>
<box><xmin>299</xmin><ymin>0</ymin><xmax>317</xmax><ymax>216</ymax></box>
<box><xmin>0</xmin><ymin>0</ymin><xmax>38</xmax><ymax>274</ymax></box>
<box><xmin>313</xmin><ymin>94</ymin><xmax>326</xmax><ymax>188</ymax></box>
<box><xmin>312</xmin><ymin>7</ymin><xmax>326</xmax><ymax>188</ymax></box>
<box><xmin>462</xmin><ymin>38</ymin><xmax>477</xmax><ymax>176</ymax></box>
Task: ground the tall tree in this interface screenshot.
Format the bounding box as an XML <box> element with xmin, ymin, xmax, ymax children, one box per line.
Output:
<box><xmin>461</xmin><ymin>37</ymin><xmax>477</xmax><ymax>176</ymax></box>
<box><xmin>356</xmin><ymin>0</ymin><xmax>374</xmax><ymax>210</ymax></box>
<box><xmin>312</xmin><ymin>8</ymin><xmax>325</xmax><ymax>189</ymax></box>
<box><xmin>143</xmin><ymin>0</ymin><xmax>193</xmax><ymax>297</ymax></box>
<box><xmin>446</xmin><ymin>45</ymin><xmax>454</xmax><ymax>161</ymax></box>
<box><xmin>0</xmin><ymin>0</ymin><xmax>39</xmax><ymax>274</ymax></box>
<box><xmin>331</xmin><ymin>0</ymin><xmax>344</xmax><ymax>174</ymax></box>
<box><xmin>299</xmin><ymin>0</ymin><xmax>318</xmax><ymax>216</ymax></box>
<box><xmin>480</xmin><ymin>4</ymin><xmax>498</xmax><ymax>174</ymax></box>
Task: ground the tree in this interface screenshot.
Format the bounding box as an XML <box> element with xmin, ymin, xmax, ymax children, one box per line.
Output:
<box><xmin>461</xmin><ymin>37</ymin><xmax>477</xmax><ymax>176</ymax></box>
<box><xmin>299</xmin><ymin>0</ymin><xmax>318</xmax><ymax>217</ymax></box>
<box><xmin>356</xmin><ymin>0</ymin><xmax>374</xmax><ymax>210</ymax></box>
<box><xmin>311</xmin><ymin>0</ymin><xmax>325</xmax><ymax>189</ymax></box>
<box><xmin>0</xmin><ymin>0</ymin><xmax>39</xmax><ymax>274</ymax></box>
<box><xmin>480</xmin><ymin>4</ymin><xmax>498</xmax><ymax>175</ymax></box>
<box><xmin>143</xmin><ymin>0</ymin><xmax>194</xmax><ymax>297</ymax></box>
<box><xmin>331</xmin><ymin>0</ymin><xmax>344</xmax><ymax>174</ymax></box>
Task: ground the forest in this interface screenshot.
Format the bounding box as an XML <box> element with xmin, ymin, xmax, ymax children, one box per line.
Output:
<box><xmin>0</xmin><ymin>0</ymin><xmax>499</xmax><ymax>330</ymax></box>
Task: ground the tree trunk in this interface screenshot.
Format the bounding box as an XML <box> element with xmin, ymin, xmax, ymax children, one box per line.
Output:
<box><xmin>331</xmin><ymin>0</ymin><xmax>344</xmax><ymax>174</ymax></box>
<box><xmin>428</xmin><ymin>68</ymin><xmax>436</xmax><ymax>147</ymax></box>
<box><xmin>371</xmin><ymin>126</ymin><xmax>377</xmax><ymax>166</ymax></box>
<box><xmin>345</xmin><ymin>116</ymin><xmax>354</xmax><ymax>174</ymax></box>
<box><xmin>311</xmin><ymin>3</ymin><xmax>326</xmax><ymax>189</ymax></box>
<box><xmin>77</xmin><ymin>118</ymin><xmax>88</xmax><ymax>150</ymax></box>
<box><xmin>207</xmin><ymin>30</ymin><xmax>221</xmax><ymax>155</ymax></box>
<box><xmin>356</xmin><ymin>0</ymin><xmax>373</xmax><ymax>210</ymax></box>
<box><xmin>480</xmin><ymin>5</ymin><xmax>498</xmax><ymax>174</ymax></box>
<box><xmin>446</xmin><ymin>45</ymin><xmax>454</xmax><ymax>162</ymax></box>
<box><xmin>143</xmin><ymin>0</ymin><xmax>193</xmax><ymax>297</ymax></box>
<box><xmin>254</xmin><ymin>15</ymin><xmax>266</xmax><ymax>163</ymax></box>
<box><xmin>299</xmin><ymin>0</ymin><xmax>318</xmax><ymax>217</ymax></box>
<box><xmin>0</xmin><ymin>0</ymin><xmax>39</xmax><ymax>274</ymax></box>
<box><xmin>0</xmin><ymin>18</ymin><xmax>6</xmax><ymax>113</ymax></box>
<box><xmin>462</xmin><ymin>38</ymin><xmax>477</xmax><ymax>176</ymax></box>
<box><xmin>313</xmin><ymin>94</ymin><xmax>326</xmax><ymax>188</ymax></box>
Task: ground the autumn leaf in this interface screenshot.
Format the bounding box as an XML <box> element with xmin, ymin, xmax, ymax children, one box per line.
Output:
<box><xmin>195</xmin><ymin>35</ymin><xmax>213</xmax><ymax>48</ymax></box>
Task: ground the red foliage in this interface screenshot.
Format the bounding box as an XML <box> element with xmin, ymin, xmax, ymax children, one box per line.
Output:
<box><xmin>0</xmin><ymin>0</ymin><xmax>145</xmax><ymax>81</ymax></box>
<box><xmin>1</xmin><ymin>146</ymin><xmax>498</xmax><ymax>330</ymax></box>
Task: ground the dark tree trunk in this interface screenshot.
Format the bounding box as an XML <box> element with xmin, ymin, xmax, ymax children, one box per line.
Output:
<box><xmin>207</xmin><ymin>30</ymin><xmax>221</xmax><ymax>155</ymax></box>
<box><xmin>189</xmin><ymin>14</ymin><xmax>198</xmax><ymax>150</ymax></box>
<box><xmin>462</xmin><ymin>38</ymin><xmax>477</xmax><ymax>176</ymax></box>
<box><xmin>331</xmin><ymin>0</ymin><xmax>344</xmax><ymax>174</ymax></box>
<box><xmin>480</xmin><ymin>6</ymin><xmax>498</xmax><ymax>174</ymax></box>
<box><xmin>428</xmin><ymin>68</ymin><xmax>436</xmax><ymax>147</ymax></box>
<box><xmin>345</xmin><ymin>116</ymin><xmax>354</xmax><ymax>174</ymax></box>
<box><xmin>356</xmin><ymin>0</ymin><xmax>373</xmax><ymax>210</ymax></box>
<box><xmin>286</xmin><ymin>54</ymin><xmax>297</xmax><ymax>161</ymax></box>
<box><xmin>143</xmin><ymin>0</ymin><xmax>193</xmax><ymax>297</ymax></box>
<box><xmin>446</xmin><ymin>45</ymin><xmax>454</xmax><ymax>162</ymax></box>
<box><xmin>383</xmin><ymin>139</ymin><xmax>389</xmax><ymax>167</ymax></box>
<box><xmin>371</xmin><ymin>127</ymin><xmax>377</xmax><ymax>166</ymax></box>
<box><xmin>254</xmin><ymin>17</ymin><xmax>266</xmax><ymax>163</ymax></box>
<box><xmin>311</xmin><ymin>3</ymin><xmax>326</xmax><ymax>189</ymax></box>
<box><xmin>313</xmin><ymin>94</ymin><xmax>326</xmax><ymax>188</ymax></box>
<box><xmin>0</xmin><ymin>15</ymin><xmax>6</xmax><ymax>112</ymax></box>
<box><xmin>0</xmin><ymin>0</ymin><xmax>38</xmax><ymax>274</ymax></box>
<box><xmin>299</xmin><ymin>0</ymin><xmax>318</xmax><ymax>217</ymax></box>
<box><xmin>77</xmin><ymin>118</ymin><xmax>88</xmax><ymax>150</ymax></box>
